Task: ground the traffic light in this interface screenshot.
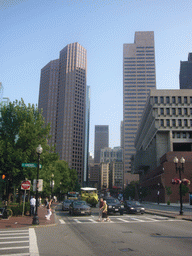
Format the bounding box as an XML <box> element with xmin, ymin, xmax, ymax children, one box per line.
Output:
<box><xmin>2</xmin><ymin>174</ymin><xmax>5</xmax><ymax>180</ymax></box>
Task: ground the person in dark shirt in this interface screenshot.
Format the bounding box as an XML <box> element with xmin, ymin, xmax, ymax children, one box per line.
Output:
<box><xmin>97</xmin><ymin>198</ymin><xmax>104</xmax><ymax>221</ymax></box>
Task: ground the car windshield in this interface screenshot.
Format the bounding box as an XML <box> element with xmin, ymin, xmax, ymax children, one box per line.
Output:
<box><xmin>64</xmin><ymin>200</ymin><xmax>72</xmax><ymax>203</ymax></box>
<box><xmin>74</xmin><ymin>201</ymin><xmax>87</xmax><ymax>206</ymax></box>
<box><xmin>126</xmin><ymin>201</ymin><xmax>141</xmax><ymax>206</ymax></box>
<box><xmin>106</xmin><ymin>199</ymin><xmax>120</xmax><ymax>204</ymax></box>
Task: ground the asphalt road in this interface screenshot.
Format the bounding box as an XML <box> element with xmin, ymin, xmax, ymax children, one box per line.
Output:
<box><xmin>34</xmin><ymin>205</ymin><xmax>192</xmax><ymax>256</ymax></box>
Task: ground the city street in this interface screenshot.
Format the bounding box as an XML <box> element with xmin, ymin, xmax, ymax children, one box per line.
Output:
<box><xmin>0</xmin><ymin>204</ymin><xmax>192</xmax><ymax>256</ymax></box>
<box><xmin>34</xmin><ymin>205</ymin><xmax>192</xmax><ymax>256</ymax></box>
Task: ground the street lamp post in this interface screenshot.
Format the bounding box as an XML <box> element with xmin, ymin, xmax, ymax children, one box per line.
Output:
<box><xmin>51</xmin><ymin>173</ymin><xmax>54</xmax><ymax>199</ymax></box>
<box><xmin>157</xmin><ymin>183</ymin><xmax>160</xmax><ymax>205</ymax></box>
<box><xmin>173</xmin><ymin>156</ymin><xmax>185</xmax><ymax>215</ymax></box>
<box><xmin>32</xmin><ymin>144</ymin><xmax>43</xmax><ymax>225</ymax></box>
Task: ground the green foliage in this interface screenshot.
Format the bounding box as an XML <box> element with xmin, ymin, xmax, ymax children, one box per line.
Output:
<box><xmin>181</xmin><ymin>183</ymin><xmax>189</xmax><ymax>196</ymax></box>
<box><xmin>167</xmin><ymin>200</ymin><xmax>170</xmax><ymax>205</ymax></box>
<box><xmin>8</xmin><ymin>202</ymin><xmax>30</xmax><ymax>216</ymax></box>
<box><xmin>86</xmin><ymin>197</ymin><xmax>98</xmax><ymax>207</ymax></box>
<box><xmin>165</xmin><ymin>186</ymin><xmax>172</xmax><ymax>196</ymax></box>
<box><xmin>124</xmin><ymin>181</ymin><xmax>139</xmax><ymax>200</ymax></box>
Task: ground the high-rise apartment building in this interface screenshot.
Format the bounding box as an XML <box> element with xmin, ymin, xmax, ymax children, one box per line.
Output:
<box><xmin>123</xmin><ymin>31</ymin><xmax>156</xmax><ymax>173</ymax></box>
<box><xmin>38</xmin><ymin>60</ymin><xmax>59</xmax><ymax>147</ymax></box>
<box><xmin>38</xmin><ymin>42</ymin><xmax>87</xmax><ymax>184</ymax></box>
<box><xmin>94</xmin><ymin>125</ymin><xmax>109</xmax><ymax>163</ymax></box>
<box><xmin>180</xmin><ymin>53</ymin><xmax>192</xmax><ymax>89</ymax></box>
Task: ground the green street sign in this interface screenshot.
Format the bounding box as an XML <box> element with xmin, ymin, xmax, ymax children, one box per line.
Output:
<box><xmin>22</xmin><ymin>163</ymin><xmax>42</xmax><ymax>168</ymax></box>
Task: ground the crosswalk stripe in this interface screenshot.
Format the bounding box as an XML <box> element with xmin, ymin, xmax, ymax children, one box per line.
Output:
<box><xmin>0</xmin><ymin>246</ymin><xmax>29</xmax><ymax>250</ymax></box>
<box><xmin>88</xmin><ymin>219</ymin><xmax>97</xmax><ymax>223</ymax></box>
<box><xmin>0</xmin><ymin>230</ymin><xmax>28</xmax><ymax>233</ymax></box>
<box><xmin>130</xmin><ymin>217</ymin><xmax>145</xmax><ymax>222</ymax></box>
<box><xmin>143</xmin><ymin>216</ymin><xmax>159</xmax><ymax>221</ymax></box>
<box><xmin>0</xmin><ymin>240</ymin><xmax>29</xmax><ymax>244</ymax></box>
<box><xmin>74</xmin><ymin>219</ymin><xmax>81</xmax><ymax>223</ymax></box>
<box><xmin>0</xmin><ymin>253</ymin><xmax>30</xmax><ymax>256</ymax></box>
<box><xmin>59</xmin><ymin>219</ymin><xmax>66</xmax><ymax>224</ymax></box>
<box><xmin>0</xmin><ymin>233</ymin><xmax>28</xmax><ymax>236</ymax></box>
<box><xmin>0</xmin><ymin>236</ymin><xmax>29</xmax><ymax>240</ymax></box>
<box><xmin>117</xmin><ymin>218</ymin><xmax>130</xmax><ymax>223</ymax></box>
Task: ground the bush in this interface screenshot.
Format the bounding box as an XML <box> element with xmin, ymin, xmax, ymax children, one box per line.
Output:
<box><xmin>167</xmin><ymin>201</ymin><xmax>170</xmax><ymax>205</ymax></box>
<box><xmin>9</xmin><ymin>202</ymin><xmax>30</xmax><ymax>216</ymax></box>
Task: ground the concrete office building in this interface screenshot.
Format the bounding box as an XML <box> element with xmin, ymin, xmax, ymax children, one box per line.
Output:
<box><xmin>94</xmin><ymin>125</ymin><xmax>109</xmax><ymax>163</ymax></box>
<box><xmin>109</xmin><ymin>161</ymin><xmax>124</xmax><ymax>189</ymax></box>
<box><xmin>38</xmin><ymin>60</ymin><xmax>59</xmax><ymax>147</ymax></box>
<box><xmin>123</xmin><ymin>31</ymin><xmax>156</xmax><ymax>175</ymax></box>
<box><xmin>39</xmin><ymin>42</ymin><xmax>87</xmax><ymax>184</ymax></box>
<box><xmin>100</xmin><ymin>147</ymin><xmax>123</xmax><ymax>163</ymax></box>
<box><xmin>120</xmin><ymin>121</ymin><xmax>124</xmax><ymax>149</ymax></box>
<box><xmin>83</xmin><ymin>86</ymin><xmax>91</xmax><ymax>186</ymax></box>
<box><xmin>133</xmin><ymin>89</ymin><xmax>192</xmax><ymax>175</ymax></box>
<box><xmin>100</xmin><ymin>163</ymin><xmax>109</xmax><ymax>189</ymax></box>
<box><xmin>180</xmin><ymin>53</ymin><xmax>192</xmax><ymax>89</ymax></box>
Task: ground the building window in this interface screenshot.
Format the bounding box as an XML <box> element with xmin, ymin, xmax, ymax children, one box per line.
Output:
<box><xmin>184</xmin><ymin>97</ymin><xmax>187</xmax><ymax>103</ymax></box>
<box><xmin>178</xmin><ymin>119</ymin><xmax>182</xmax><ymax>126</ymax></box>
<box><xmin>154</xmin><ymin>96</ymin><xmax>158</xmax><ymax>103</ymax></box>
<box><xmin>177</xmin><ymin>132</ymin><xmax>180</xmax><ymax>138</ymax></box>
<box><xmin>160</xmin><ymin>96</ymin><xmax>164</xmax><ymax>104</ymax></box>
<box><xmin>166</xmin><ymin>96</ymin><xmax>170</xmax><ymax>103</ymax></box>
<box><xmin>166</xmin><ymin>119</ymin><xmax>170</xmax><ymax>126</ymax></box>
<box><xmin>190</xmin><ymin>108</ymin><xmax>192</xmax><ymax>115</ymax></box>
<box><xmin>178</xmin><ymin>108</ymin><xmax>182</xmax><ymax>115</ymax></box>
<box><xmin>190</xmin><ymin>120</ymin><xmax>192</xmax><ymax>126</ymax></box>
<box><xmin>184</xmin><ymin>108</ymin><xmax>187</xmax><ymax>115</ymax></box>
<box><xmin>160</xmin><ymin>119</ymin><xmax>164</xmax><ymax>126</ymax></box>
<box><xmin>172</xmin><ymin>96</ymin><xmax>175</xmax><ymax>103</ymax></box>
<box><xmin>172</xmin><ymin>132</ymin><xmax>175</xmax><ymax>138</ymax></box>
<box><xmin>178</xmin><ymin>96</ymin><xmax>181</xmax><ymax>103</ymax></box>
<box><xmin>189</xmin><ymin>132</ymin><xmax>192</xmax><ymax>138</ymax></box>
<box><xmin>172</xmin><ymin>119</ymin><xmax>176</xmax><ymax>127</ymax></box>
<box><xmin>160</xmin><ymin>108</ymin><xmax>164</xmax><ymax>115</ymax></box>
<box><xmin>184</xmin><ymin>119</ymin><xmax>187</xmax><ymax>126</ymax></box>
<box><xmin>190</xmin><ymin>97</ymin><xmax>192</xmax><ymax>104</ymax></box>
<box><xmin>166</xmin><ymin>108</ymin><xmax>170</xmax><ymax>115</ymax></box>
<box><xmin>183</xmin><ymin>132</ymin><xmax>186</xmax><ymax>138</ymax></box>
<box><xmin>172</xmin><ymin>108</ymin><xmax>176</xmax><ymax>115</ymax></box>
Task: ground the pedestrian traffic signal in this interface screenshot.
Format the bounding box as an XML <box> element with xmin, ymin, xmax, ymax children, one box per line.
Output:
<box><xmin>2</xmin><ymin>174</ymin><xmax>5</xmax><ymax>180</ymax></box>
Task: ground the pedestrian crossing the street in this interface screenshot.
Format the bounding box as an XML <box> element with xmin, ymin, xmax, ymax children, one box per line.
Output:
<box><xmin>59</xmin><ymin>215</ymin><xmax>182</xmax><ymax>225</ymax></box>
<box><xmin>0</xmin><ymin>229</ymin><xmax>30</xmax><ymax>256</ymax></box>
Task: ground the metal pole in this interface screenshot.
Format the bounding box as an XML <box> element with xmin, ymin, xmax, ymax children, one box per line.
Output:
<box><xmin>179</xmin><ymin>166</ymin><xmax>183</xmax><ymax>215</ymax></box>
<box><xmin>32</xmin><ymin>153</ymin><xmax>40</xmax><ymax>225</ymax></box>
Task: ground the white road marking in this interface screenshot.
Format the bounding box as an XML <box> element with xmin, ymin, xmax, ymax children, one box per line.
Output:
<box><xmin>143</xmin><ymin>216</ymin><xmax>159</xmax><ymax>221</ymax></box>
<box><xmin>0</xmin><ymin>254</ymin><xmax>29</xmax><ymax>256</ymax></box>
<box><xmin>117</xmin><ymin>218</ymin><xmax>130</xmax><ymax>223</ymax></box>
<box><xmin>0</xmin><ymin>232</ymin><xmax>28</xmax><ymax>236</ymax></box>
<box><xmin>74</xmin><ymin>219</ymin><xmax>81</xmax><ymax>223</ymax></box>
<box><xmin>0</xmin><ymin>246</ymin><xmax>29</xmax><ymax>250</ymax></box>
<box><xmin>88</xmin><ymin>219</ymin><xmax>97</xmax><ymax>223</ymax></box>
<box><xmin>0</xmin><ymin>230</ymin><xmax>28</xmax><ymax>233</ymax></box>
<box><xmin>59</xmin><ymin>219</ymin><xmax>66</xmax><ymax>224</ymax></box>
<box><xmin>0</xmin><ymin>240</ymin><xmax>29</xmax><ymax>244</ymax></box>
<box><xmin>130</xmin><ymin>217</ymin><xmax>145</xmax><ymax>222</ymax></box>
<box><xmin>29</xmin><ymin>228</ymin><xmax>39</xmax><ymax>256</ymax></box>
<box><xmin>0</xmin><ymin>236</ymin><xmax>29</xmax><ymax>240</ymax></box>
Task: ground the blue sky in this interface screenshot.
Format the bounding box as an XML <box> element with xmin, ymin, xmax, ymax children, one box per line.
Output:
<box><xmin>1</xmin><ymin>0</ymin><xmax>192</xmax><ymax>156</ymax></box>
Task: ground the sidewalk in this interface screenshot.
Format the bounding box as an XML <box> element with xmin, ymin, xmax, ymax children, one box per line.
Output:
<box><xmin>0</xmin><ymin>203</ymin><xmax>58</xmax><ymax>229</ymax></box>
<box><xmin>143</xmin><ymin>201</ymin><xmax>192</xmax><ymax>221</ymax></box>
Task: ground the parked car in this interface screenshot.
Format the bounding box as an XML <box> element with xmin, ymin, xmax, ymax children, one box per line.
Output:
<box><xmin>104</xmin><ymin>197</ymin><xmax>124</xmax><ymax>215</ymax></box>
<box><xmin>124</xmin><ymin>200</ymin><xmax>145</xmax><ymax>214</ymax></box>
<box><xmin>62</xmin><ymin>199</ymin><xmax>73</xmax><ymax>211</ymax></box>
<box><xmin>69</xmin><ymin>200</ymin><xmax>92</xmax><ymax>216</ymax></box>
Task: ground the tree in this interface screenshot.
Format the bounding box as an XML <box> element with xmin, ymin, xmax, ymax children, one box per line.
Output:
<box><xmin>124</xmin><ymin>181</ymin><xmax>139</xmax><ymax>200</ymax></box>
<box><xmin>165</xmin><ymin>186</ymin><xmax>172</xmax><ymax>204</ymax></box>
<box><xmin>0</xmin><ymin>99</ymin><xmax>58</xmax><ymax>200</ymax></box>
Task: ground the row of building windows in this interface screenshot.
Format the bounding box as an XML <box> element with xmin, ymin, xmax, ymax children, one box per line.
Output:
<box><xmin>153</xmin><ymin>96</ymin><xmax>192</xmax><ymax>104</ymax></box>
<box><xmin>159</xmin><ymin>107</ymin><xmax>192</xmax><ymax>116</ymax></box>
<box><xmin>172</xmin><ymin>132</ymin><xmax>192</xmax><ymax>139</ymax></box>
<box><xmin>160</xmin><ymin>119</ymin><xmax>192</xmax><ymax>127</ymax></box>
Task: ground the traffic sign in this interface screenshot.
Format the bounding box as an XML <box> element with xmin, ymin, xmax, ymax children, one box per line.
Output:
<box><xmin>22</xmin><ymin>163</ymin><xmax>42</xmax><ymax>168</ymax></box>
<box><xmin>21</xmin><ymin>180</ymin><xmax>31</xmax><ymax>190</ymax></box>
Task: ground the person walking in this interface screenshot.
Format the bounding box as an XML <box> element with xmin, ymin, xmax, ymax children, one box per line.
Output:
<box><xmin>97</xmin><ymin>198</ymin><xmax>104</xmax><ymax>221</ymax></box>
<box><xmin>101</xmin><ymin>200</ymin><xmax>110</xmax><ymax>222</ymax></box>
<box><xmin>30</xmin><ymin>196</ymin><xmax>36</xmax><ymax>216</ymax></box>
<box><xmin>45</xmin><ymin>199</ymin><xmax>52</xmax><ymax>220</ymax></box>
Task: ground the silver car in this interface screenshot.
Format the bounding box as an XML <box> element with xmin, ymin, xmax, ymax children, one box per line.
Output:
<box><xmin>62</xmin><ymin>199</ymin><xmax>73</xmax><ymax>211</ymax></box>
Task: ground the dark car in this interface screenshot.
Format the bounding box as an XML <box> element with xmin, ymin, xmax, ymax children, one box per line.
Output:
<box><xmin>124</xmin><ymin>200</ymin><xmax>145</xmax><ymax>214</ymax></box>
<box><xmin>105</xmin><ymin>197</ymin><xmax>124</xmax><ymax>215</ymax></box>
<box><xmin>62</xmin><ymin>199</ymin><xmax>73</xmax><ymax>211</ymax></box>
<box><xmin>69</xmin><ymin>200</ymin><xmax>92</xmax><ymax>216</ymax></box>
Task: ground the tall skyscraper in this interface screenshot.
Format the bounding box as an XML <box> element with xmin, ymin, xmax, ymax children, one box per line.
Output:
<box><xmin>38</xmin><ymin>60</ymin><xmax>59</xmax><ymax>147</ymax></box>
<box><xmin>94</xmin><ymin>125</ymin><xmax>109</xmax><ymax>163</ymax></box>
<box><xmin>123</xmin><ymin>31</ymin><xmax>156</xmax><ymax>173</ymax></box>
<box><xmin>180</xmin><ymin>53</ymin><xmax>192</xmax><ymax>89</ymax></box>
<box><xmin>83</xmin><ymin>85</ymin><xmax>91</xmax><ymax>186</ymax></box>
<box><xmin>39</xmin><ymin>42</ymin><xmax>87</xmax><ymax>184</ymax></box>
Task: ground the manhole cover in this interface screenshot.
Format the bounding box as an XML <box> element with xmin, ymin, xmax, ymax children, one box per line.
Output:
<box><xmin>119</xmin><ymin>248</ymin><xmax>134</xmax><ymax>252</ymax></box>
